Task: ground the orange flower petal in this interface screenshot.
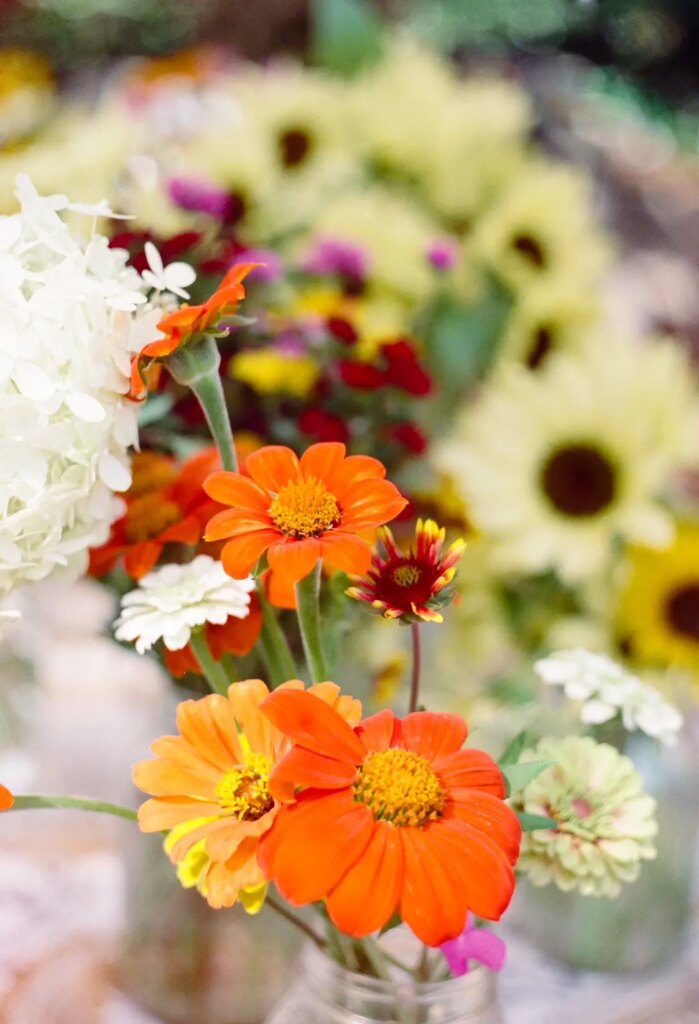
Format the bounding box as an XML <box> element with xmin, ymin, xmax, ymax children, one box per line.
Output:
<box><xmin>269</xmin><ymin>747</ymin><xmax>357</xmax><ymax>800</ymax></box>
<box><xmin>219</xmin><ymin>261</ymin><xmax>258</xmax><ymax>289</ymax></box>
<box><xmin>326</xmin><ymin>820</ymin><xmax>403</xmax><ymax>937</ymax></box>
<box><xmin>400</xmin><ymin>712</ymin><xmax>467</xmax><ymax>760</ymax></box>
<box><xmin>399</xmin><ymin>826</ymin><xmax>469</xmax><ymax>946</ymax></box>
<box><xmin>339</xmin><ymin>479</ymin><xmax>408</xmax><ymax>531</ymax></box>
<box><xmin>267</xmin><ymin>537</ymin><xmax>321</xmax><ymax>583</ymax></box>
<box><xmin>205</xmin><ymin>508</ymin><xmax>271</xmax><ymax>542</ymax></box>
<box><xmin>447</xmin><ymin>791</ymin><xmax>521</xmax><ymax>865</ymax></box>
<box><xmin>432</xmin><ymin>749</ymin><xmax>506</xmax><ymax>798</ymax></box>
<box><xmin>137</xmin><ymin>796</ymin><xmax>223</xmax><ymax>832</ymax></box>
<box><xmin>132</xmin><ymin>759</ymin><xmax>219</xmax><ymax>799</ymax></box>
<box><xmin>329</xmin><ymin>454</ymin><xmax>387</xmax><ymax>499</ymax></box>
<box><xmin>299</xmin><ymin>442</ymin><xmax>346</xmax><ymax>481</ymax></box>
<box><xmin>226</xmin><ymin>679</ymin><xmax>274</xmax><ymax>757</ymax></box>
<box><xmin>124</xmin><ymin>540</ymin><xmax>162</xmax><ymax>579</ymax></box>
<box><xmin>176</xmin><ymin>695</ymin><xmax>242</xmax><ymax>770</ymax></box>
<box><xmin>208</xmin><ymin>601</ymin><xmax>262</xmax><ymax>658</ymax></box>
<box><xmin>203</xmin><ymin>472</ymin><xmax>270</xmax><ymax>513</ymax></box>
<box><xmin>262</xmin><ymin>689</ymin><xmax>366</xmax><ymax>763</ymax></box>
<box><xmin>244</xmin><ymin>446</ymin><xmax>300</xmax><ymax>493</ymax></box>
<box><xmin>438</xmin><ymin>818</ymin><xmax>516</xmax><ymax>921</ymax></box>
<box><xmin>0</xmin><ymin>784</ymin><xmax>13</xmax><ymax>811</ymax></box>
<box><xmin>149</xmin><ymin>735</ymin><xmax>218</xmax><ymax>774</ymax></box>
<box><xmin>319</xmin><ymin>532</ymin><xmax>371</xmax><ymax>575</ymax></box>
<box><xmin>221</xmin><ymin>530</ymin><xmax>277</xmax><ymax>578</ymax></box>
<box><xmin>160</xmin><ymin>513</ymin><xmax>202</xmax><ymax>546</ymax></box>
<box><xmin>356</xmin><ymin>709</ymin><xmax>397</xmax><ymax>753</ymax></box>
<box><xmin>258</xmin><ymin>790</ymin><xmax>373</xmax><ymax>905</ymax></box>
<box><xmin>263</xmin><ymin>567</ymin><xmax>297</xmax><ymax>609</ymax></box>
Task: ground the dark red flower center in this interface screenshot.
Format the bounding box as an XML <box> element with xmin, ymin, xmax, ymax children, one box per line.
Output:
<box><xmin>279</xmin><ymin>127</ymin><xmax>312</xmax><ymax>169</ymax></box>
<box><xmin>511</xmin><ymin>232</ymin><xmax>547</xmax><ymax>268</ymax></box>
<box><xmin>665</xmin><ymin>584</ymin><xmax>699</xmax><ymax>642</ymax></box>
<box><xmin>541</xmin><ymin>444</ymin><xmax>617</xmax><ymax>518</ymax></box>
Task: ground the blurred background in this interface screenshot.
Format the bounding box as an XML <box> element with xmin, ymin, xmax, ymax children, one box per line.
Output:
<box><xmin>1</xmin><ymin>2</ymin><xmax>699</xmax><ymax>1023</ymax></box>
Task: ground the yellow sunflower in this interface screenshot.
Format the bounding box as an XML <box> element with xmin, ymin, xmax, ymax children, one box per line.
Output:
<box><xmin>617</xmin><ymin>522</ymin><xmax>699</xmax><ymax>673</ymax></box>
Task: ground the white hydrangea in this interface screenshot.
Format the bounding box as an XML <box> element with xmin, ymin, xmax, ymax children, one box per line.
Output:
<box><xmin>0</xmin><ymin>175</ymin><xmax>178</xmax><ymax>596</ymax></box>
<box><xmin>535</xmin><ymin>648</ymin><xmax>683</xmax><ymax>745</ymax></box>
<box><xmin>113</xmin><ymin>555</ymin><xmax>255</xmax><ymax>654</ymax></box>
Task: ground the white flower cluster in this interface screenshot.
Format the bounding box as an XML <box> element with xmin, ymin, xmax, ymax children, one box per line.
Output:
<box><xmin>113</xmin><ymin>555</ymin><xmax>255</xmax><ymax>654</ymax></box>
<box><xmin>0</xmin><ymin>175</ymin><xmax>176</xmax><ymax>596</ymax></box>
<box><xmin>535</xmin><ymin>648</ymin><xmax>683</xmax><ymax>745</ymax></box>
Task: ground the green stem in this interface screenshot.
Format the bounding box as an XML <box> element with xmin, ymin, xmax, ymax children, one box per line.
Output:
<box><xmin>295</xmin><ymin>564</ymin><xmax>329</xmax><ymax>683</ymax></box>
<box><xmin>265</xmin><ymin>894</ymin><xmax>326</xmax><ymax>950</ymax></box>
<box><xmin>190</xmin><ymin>630</ymin><xmax>231</xmax><ymax>695</ymax></box>
<box><xmin>257</xmin><ymin>583</ymin><xmax>296</xmax><ymax>686</ymax></box>
<box><xmin>408</xmin><ymin>621</ymin><xmax>421</xmax><ymax>714</ymax></box>
<box><xmin>10</xmin><ymin>795</ymin><xmax>137</xmax><ymax>820</ymax></box>
<box><xmin>166</xmin><ymin>336</ymin><xmax>238</xmax><ymax>472</ymax></box>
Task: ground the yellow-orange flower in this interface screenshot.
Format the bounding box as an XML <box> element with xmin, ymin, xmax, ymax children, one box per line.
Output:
<box><xmin>203</xmin><ymin>442</ymin><xmax>407</xmax><ymax>584</ymax></box>
<box><xmin>129</xmin><ymin>262</ymin><xmax>256</xmax><ymax>399</ymax></box>
<box><xmin>133</xmin><ymin>679</ymin><xmax>361</xmax><ymax>909</ymax></box>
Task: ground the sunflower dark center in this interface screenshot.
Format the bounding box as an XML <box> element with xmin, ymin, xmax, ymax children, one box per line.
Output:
<box><xmin>541</xmin><ymin>444</ymin><xmax>616</xmax><ymax>518</ymax></box>
<box><xmin>526</xmin><ymin>325</ymin><xmax>554</xmax><ymax>369</ymax></box>
<box><xmin>279</xmin><ymin>127</ymin><xmax>312</xmax><ymax>169</ymax></box>
<box><xmin>665</xmin><ymin>585</ymin><xmax>699</xmax><ymax>642</ymax></box>
<box><xmin>511</xmin><ymin>232</ymin><xmax>547</xmax><ymax>268</ymax></box>
<box><xmin>224</xmin><ymin>190</ymin><xmax>247</xmax><ymax>226</ymax></box>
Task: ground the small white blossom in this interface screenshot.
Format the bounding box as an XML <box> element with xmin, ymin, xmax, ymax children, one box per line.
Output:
<box><xmin>113</xmin><ymin>556</ymin><xmax>255</xmax><ymax>655</ymax></box>
<box><xmin>141</xmin><ymin>241</ymin><xmax>196</xmax><ymax>299</ymax></box>
<box><xmin>0</xmin><ymin>175</ymin><xmax>184</xmax><ymax>596</ymax></box>
<box><xmin>535</xmin><ymin>648</ymin><xmax>683</xmax><ymax>745</ymax></box>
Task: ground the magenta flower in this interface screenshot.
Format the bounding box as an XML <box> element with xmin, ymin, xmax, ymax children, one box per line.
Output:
<box><xmin>302</xmin><ymin>237</ymin><xmax>369</xmax><ymax>279</ymax></box>
<box><xmin>426</xmin><ymin>237</ymin><xmax>459</xmax><ymax>272</ymax></box>
<box><xmin>440</xmin><ymin>916</ymin><xmax>506</xmax><ymax>976</ymax></box>
<box><xmin>167</xmin><ymin>177</ymin><xmax>234</xmax><ymax>220</ymax></box>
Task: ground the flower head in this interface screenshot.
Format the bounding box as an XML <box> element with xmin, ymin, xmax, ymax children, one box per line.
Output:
<box><xmin>129</xmin><ymin>262</ymin><xmax>256</xmax><ymax>399</ymax></box>
<box><xmin>440</xmin><ymin>915</ymin><xmax>506</xmax><ymax>977</ymax></box>
<box><xmin>204</xmin><ymin>442</ymin><xmax>407</xmax><ymax>584</ymax></box>
<box><xmin>347</xmin><ymin>519</ymin><xmax>465</xmax><ymax>623</ymax></box>
<box><xmin>0</xmin><ymin>176</ymin><xmax>163</xmax><ymax>595</ymax></box>
<box><xmin>0</xmin><ymin>785</ymin><xmax>14</xmax><ymax>811</ymax></box>
<box><xmin>134</xmin><ymin>679</ymin><xmax>361</xmax><ymax>909</ymax></box>
<box><xmin>258</xmin><ymin>691</ymin><xmax>521</xmax><ymax>946</ymax></box>
<box><xmin>512</xmin><ymin>736</ymin><xmax>658</xmax><ymax>897</ymax></box>
<box><xmin>535</xmin><ymin>648</ymin><xmax>683</xmax><ymax>745</ymax></box>
<box><xmin>164</xmin><ymin>595</ymin><xmax>263</xmax><ymax>678</ymax></box>
<box><xmin>114</xmin><ymin>555</ymin><xmax>255</xmax><ymax>655</ymax></box>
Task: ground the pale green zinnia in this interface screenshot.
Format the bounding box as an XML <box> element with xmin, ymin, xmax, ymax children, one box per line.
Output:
<box><xmin>513</xmin><ymin>736</ymin><xmax>658</xmax><ymax>898</ymax></box>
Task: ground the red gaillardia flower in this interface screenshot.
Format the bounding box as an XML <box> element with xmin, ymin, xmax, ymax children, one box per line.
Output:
<box><xmin>0</xmin><ymin>785</ymin><xmax>14</xmax><ymax>811</ymax></box>
<box><xmin>259</xmin><ymin>691</ymin><xmax>520</xmax><ymax>946</ymax></box>
<box><xmin>347</xmin><ymin>519</ymin><xmax>465</xmax><ymax>623</ymax></box>
<box><xmin>129</xmin><ymin>262</ymin><xmax>256</xmax><ymax>399</ymax></box>
<box><xmin>203</xmin><ymin>442</ymin><xmax>407</xmax><ymax>584</ymax></box>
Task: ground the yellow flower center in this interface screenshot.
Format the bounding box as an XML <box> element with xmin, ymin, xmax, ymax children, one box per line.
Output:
<box><xmin>269</xmin><ymin>477</ymin><xmax>341</xmax><ymax>539</ymax></box>
<box><xmin>216</xmin><ymin>752</ymin><xmax>274</xmax><ymax>821</ymax></box>
<box><xmin>392</xmin><ymin>565</ymin><xmax>421</xmax><ymax>588</ymax></box>
<box><xmin>124</xmin><ymin>493</ymin><xmax>181</xmax><ymax>543</ymax></box>
<box><xmin>353</xmin><ymin>748</ymin><xmax>446</xmax><ymax>827</ymax></box>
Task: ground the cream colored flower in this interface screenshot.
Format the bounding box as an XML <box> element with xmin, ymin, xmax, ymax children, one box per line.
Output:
<box><xmin>513</xmin><ymin>736</ymin><xmax>658</xmax><ymax>897</ymax></box>
<box><xmin>436</xmin><ymin>336</ymin><xmax>695</xmax><ymax>581</ymax></box>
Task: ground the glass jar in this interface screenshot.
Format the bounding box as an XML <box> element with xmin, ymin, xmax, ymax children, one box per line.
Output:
<box><xmin>511</xmin><ymin>729</ymin><xmax>699</xmax><ymax>972</ymax></box>
<box><xmin>264</xmin><ymin>942</ymin><xmax>504</xmax><ymax>1024</ymax></box>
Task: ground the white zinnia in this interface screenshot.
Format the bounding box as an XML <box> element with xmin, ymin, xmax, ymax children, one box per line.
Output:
<box><xmin>113</xmin><ymin>556</ymin><xmax>255</xmax><ymax>654</ymax></box>
<box><xmin>0</xmin><ymin>175</ymin><xmax>180</xmax><ymax>596</ymax></box>
<box><xmin>535</xmin><ymin>648</ymin><xmax>683</xmax><ymax>745</ymax></box>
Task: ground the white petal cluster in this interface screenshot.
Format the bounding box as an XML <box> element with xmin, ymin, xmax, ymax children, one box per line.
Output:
<box><xmin>0</xmin><ymin>175</ymin><xmax>174</xmax><ymax>596</ymax></box>
<box><xmin>535</xmin><ymin>648</ymin><xmax>683</xmax><ymax>745</ymax></box>
<box><xmin>113</xmin><ymin>555</ymin><xmax>255</xmax><ymax>654</ymax></box>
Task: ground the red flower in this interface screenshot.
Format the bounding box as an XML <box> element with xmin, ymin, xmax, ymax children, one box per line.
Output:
<box><xmin>298</xmin><ymin>408</ymin><xmax>350</xmax><ymax>444</ymax></box>
<box><xmin>259</xmin><ymin>692</ymin><xmax>520</xmax><ymax>946</ymax></box>
<box><xmin>387</xmin><ymin>422</ymin><xmax>427</xmax><ymax>454</ymax></box>
<box><xmin>347</xmin><ymin>519</ymin><xmax>465</xmax><ymax>623</ymax></box>
<box><xmin>337</xmin><ymin>361</ymin><xmax>385</xmax><ymax>391</ymax></box>
<box><xmin>382</xmin><ymin>340</ymin><xmax>432</xmax><ymax>395</ymax></box>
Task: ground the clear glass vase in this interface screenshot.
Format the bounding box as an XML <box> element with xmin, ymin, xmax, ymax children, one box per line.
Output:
<box><xmin>511</xmin><ymin>730</ymin><xmax>699</xmax><ymax>972</ymax></box>
<box><xmin>264</xmin><ymin>942</ymin><xmax>504</xmax><ymax>1024</ymax></box>
<box><xmin>117</xmin><ymin>833</ymin><xmax>300</xmax><ymax>1024</ymax></box>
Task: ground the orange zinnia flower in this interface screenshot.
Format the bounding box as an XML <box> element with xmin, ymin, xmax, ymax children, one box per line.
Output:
<box><xmin>259</xmin><ymin>691</ymin><xmax>521</xmax><ymax>946</ymax></box>
<box><xmin>0</xmin><ymin>784</ymin><xmax>14</xmax><ymax>811</ymax></box>
<box><xmin>133</xmin><ymin>679</ymin><xmax>361</xmax><ymax>910</ymax></box>
<box><xmin>129</xmin><ymin>262</ymin><xmax>256</xmax><ymax>399</ymax></box>
<box><xmin>204</xmin><ymin>442</ymin><xmax>407</xmax><ymax>584</ymax></box>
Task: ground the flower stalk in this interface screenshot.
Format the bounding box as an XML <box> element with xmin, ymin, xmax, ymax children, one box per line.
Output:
<box><xmin>190</xmin><ymin>629</ymin><xmax>231</xmax><ymax>695</ymax></box>
<box><xmin>167</xmin><ymin>336</ymin><xmax>238</xmax><ymax>472</ymax></box>
<box><xmin>295</xmin><ymin>564</ymin><xmax>330</xmax><ymax>683</ymax></box>
<box><xmin>257</xmin><ymin>583</ymin><xmax>296</xmax><ymax>686</ymax></box>
<box><xmin>10</xmin><ymin>795</ymin><xmax>137</xmax><ymax>820</ymax></box>
<box><xmin>408</xmin><ymin>621</ymin><xmax>422</xmax><ymax>713</ymax></box>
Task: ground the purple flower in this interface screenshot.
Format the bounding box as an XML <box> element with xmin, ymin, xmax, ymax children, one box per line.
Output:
<box><xmin>238</xmin><ymin>248</ymin><xmax>283</xmax><ymax>283</ymax></box>
<box><xmin>302</xmin><ymin>237</ymin><xmax>369</xmax><ymax>280</ymax></box>
<box><xmin>167</xmin><ymin>177</ymin><xmax>234</xmax><ymax>220</ymax></box>
<box><xmin>426</xmin><ymin>238</ymin><xmax>459</xmax><ymax>272</ymax></box>
<box><xmin>440</xmin><ymin>917</ymin><xmax>506</xmax><ymax>977</ymax></box>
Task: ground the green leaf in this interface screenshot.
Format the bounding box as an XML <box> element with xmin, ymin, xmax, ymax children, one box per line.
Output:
<box><xmin>499</xmin><ymin>730</ymin><xmax>528</xmax><ymax>766</ymax></box>
<box><xmin>517</xmin><ymin>811</ymin><xmax>557</xmax><ymax>832</ymax></box>
<box><xmin>311</xmin><ymin>0</ymin><xmax>384</xmax><ymax>76</ymax></box>
<box><xmin>502</xmin><ymin>760</ymin><xmax>553</xmax><ymax>794</ymax></box>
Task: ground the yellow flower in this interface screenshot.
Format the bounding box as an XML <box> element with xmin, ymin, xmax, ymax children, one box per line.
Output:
<box><xmin>229</xmin><ymin>349</ymin><xmax>320</xmax><ymax>399</ymax></box>
<box><xmin>617</xmin><ymin>522</ymin><xmax>699</xmax><ymax>675</ymax></box>
<box><xmin>0</xmin><ymin>49</ymin><xmax>53</xmax><ymax>98</ymax></box>
<box><xmin>495</xmin><ymin>283</ymin><xmax>601</xmax><ymax>371</ymax></box>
